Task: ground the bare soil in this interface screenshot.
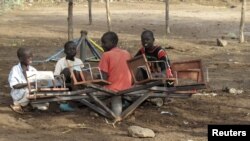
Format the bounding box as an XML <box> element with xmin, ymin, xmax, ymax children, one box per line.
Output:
<box><xmin>0</xmin><ymin>1</ymin><xmax>250</xmax><ymax>141</ymax></box>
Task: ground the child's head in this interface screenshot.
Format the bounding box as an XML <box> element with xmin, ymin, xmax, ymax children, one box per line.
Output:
<box><xmin>64</xmin><ymin>41</ymin><xmax>77</xmax><ymax>59</ymax></box>
<box><xmin>101</xmin><ymin>31</ymin><xmax>118</xmax><ymax>52</ymax></box>
<box><xmin>17</xmin><ymin>48</ymin><xmax>33</xmax><ymax>66</ymax></box>
<box><xmin>141</xmin><ymin>30</ymin><xmax>155</xmax><ymax>49</ymax></box>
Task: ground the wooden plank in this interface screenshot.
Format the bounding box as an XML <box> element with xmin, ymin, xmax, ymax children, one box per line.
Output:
<box><xmin>68</xmin><ymin>0</ymin><xmax>73</xmax><ymax>41</ymax></box>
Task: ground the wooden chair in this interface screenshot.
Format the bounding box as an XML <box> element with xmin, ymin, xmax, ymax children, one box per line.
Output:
<box><xmin>170</xmin><ymin>59</ymin><xmax>206</xmax><ymax>86</ymax></box>
<box><xmin>67</xmin><ymin>63</ymin><xmax>111</xmax><ymax>86</ymax></box>
<box><xmin>127</xmin><ymin>54</ymin><xmax>175</xmax><ymax>84</ymax></box>
<box><xmin>26</xmin><ymin>71</ymin><xmax>69</xmax><ymax>99</ymax></box>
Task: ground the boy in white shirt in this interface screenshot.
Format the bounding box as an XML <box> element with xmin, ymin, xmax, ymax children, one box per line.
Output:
<box><xmin>54</xmin><ymin>41</ymin><xmax>84</xmax><ymax>111</ymax></box>
<box><xmin>8</xmin><ymin>48</ymin><xmax>47</xmax><ymax>114</ymax></box>
<box><xmin>54</xmin><ymin>41</ymin><xmax>83</xmax><ymax>86</ymax></box>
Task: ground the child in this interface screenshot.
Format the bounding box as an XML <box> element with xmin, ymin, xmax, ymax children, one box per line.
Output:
<box><xmin>135</xmin><ymin>30</ymin><xmax>173</xmax><ymax>79</ymax></box>
<box><xmin>54</xmin><ymin>41</ymin><xmax>84</xmax><ymax>84</ymax></box>
<box><xmin>99</xmin><ymin>31</ymin><xmax>132</xmax><ymax>91</ymax></box>
<box><xmin>8</xmin><ymin>48</ymin><xmax>47</xmax><ymax>114</ymax></box>
<box><xmin>98</xmin><ymin>31</ymin><xmax>132</xmax><ymax>116</ymax></box>
<box><xmin>54</xmin><ymin>41</ymin><xmax>84</xmax><ymax>111</ymax></box>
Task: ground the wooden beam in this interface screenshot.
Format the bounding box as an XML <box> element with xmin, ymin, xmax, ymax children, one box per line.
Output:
<box><xmin>105</xmin><ymin>0</ymin><xmax>112</xmax><ymax>31</ymax></box>
<box><xmin>68</xmin><ymin>0</ymin><xmax>74</xmax><ymax>41</ymax></box>
<box><xmin>240</xmin><ymin>0</ymin><xmax>246</xmax><ymax>43</ymax></box>
<box><xmin>165</xmin><ymin>0</ymin><xmax>170</xmax><ymax>34</ymax></box>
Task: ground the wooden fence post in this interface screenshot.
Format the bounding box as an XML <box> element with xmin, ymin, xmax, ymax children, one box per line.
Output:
<box><xmin>105</xmin><ymin>0</ymin><xmax>112</xmax><ymax>31</ymax></box>
<box><xmin>68</xmin><ymin>0</ymin><xmax>73</xmax><ymax>41</ymax></box>
<box><xmin>239</xmin><ymin>0</ymin><xmax>246</xmax><ymax>43</ymax></box>
<box><xmin>165</xmin><ymin>0</ymin><xmax>170</xmax><ymax>34</ymax></box>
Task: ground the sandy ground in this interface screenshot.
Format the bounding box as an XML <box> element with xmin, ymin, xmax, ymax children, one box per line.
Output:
<box><xmin>0</xmin><ymin>1</ymin><xmax>250</xmax><ymax>141</ymax></box>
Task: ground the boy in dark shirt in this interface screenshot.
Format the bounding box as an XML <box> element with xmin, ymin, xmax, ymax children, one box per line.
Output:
<box><xmin>135</xmin><ymin>30</ymin><xmax>173</xmax><ymax>79</ymax></box>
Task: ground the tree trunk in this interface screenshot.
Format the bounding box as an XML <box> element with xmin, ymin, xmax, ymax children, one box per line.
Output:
<box><xmin>88</xmin><ymin>0</ymin><xmax>92</xmax><ymax>25</ymax></box>
<box><xmin>165</xmin><ymin>0</ymin><xmax>170</xmax><ymax>34</ymax></box>
<box><xmin>68</xmin><ymin>0</ymin><xmax>73</xmax><ymax>41</ymax></box>
<box><xmin>239</xmin><ymin>0</ymin><xmax>246</xmax><ymax>43</ymax></box>
<box><xmin>105</xmin><ymin>0</ymin><xmax>112</xmax><ymax>31</ymax></box>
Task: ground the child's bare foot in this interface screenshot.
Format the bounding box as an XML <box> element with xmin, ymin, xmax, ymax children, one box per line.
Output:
<box><xmin>9</xmin><ymin>104</ymin><xmax>24</xmax><ymax>114</ymax></box>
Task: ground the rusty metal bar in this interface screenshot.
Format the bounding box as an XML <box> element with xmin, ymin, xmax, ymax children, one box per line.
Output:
<box><xmin>30</xmin><ymin>95</ymin><xmax>89</xmax><ymax>104</ymax></box>
<box><xmin>28</xmin><ymin>89</ymin><xmax>97</xmax><ymax>99</ymax></box>
<box><xmin>85</xmin><ymin>84</ymin><xmax>117</xmax><ymax>95</ymax></box>
<box><xmin>121</xmin><ymin>92</ymin><xmax>151</xmax><ymax>120</ymax></box>
<box><xmin>79</xmin><ymin>99</ymin><xmax>111</xmax><ymax>119</ymax></box>
<box><xmin>86</xmin><ymin>92</ymin><xmax>117</xmax><ymax>119</ymax></box>
<box><xmin>117</xmin><ymin>80</ymin><xmax>163</xmax><ymax>95</ymax></box>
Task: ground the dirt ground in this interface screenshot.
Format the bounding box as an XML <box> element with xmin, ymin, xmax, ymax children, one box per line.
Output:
<box><xmin>0</xmin><ymin>1</ymin><xmax>250</xmax><ymax>141</ymax></box>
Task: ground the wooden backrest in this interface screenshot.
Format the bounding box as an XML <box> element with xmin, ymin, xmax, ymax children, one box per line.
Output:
<box><xmin>26</xmin><ymin>71</ymin><xmax>67</xmax><ymax>93</ymax></box>
<box><xmin>68</xmin><ymin>63</ymin><xmax>110</xmax><ymax>86</ymax></box>
<box><xmin>171</xmin><ymin>59</ymin><xmax>205</xmax><ymax>84</ymax></box>
<box><xmin>127</xmin><ymin>54</ymin><xmax>153</xmax><ymax>84</ymax></box>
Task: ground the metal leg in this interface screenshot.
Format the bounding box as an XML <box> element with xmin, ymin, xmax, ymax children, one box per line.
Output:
<box><xmin>111</xmin><ymin>96</ymin><xmax>122</xmax><ymax>116</ymax></box>
<box><xmin>79</xmin><ymin>99</ymin><xmax>111</xmax><ymax>119</ymax></box>
<box><xmin>121</xmin><ymin>92</ymin><xmax>151</xmax><ymax>120</ymax></box>
<box><xmin>86</xmin><ymin>93</ymin><xmax>118</xmax><ymax>119</ymax></box>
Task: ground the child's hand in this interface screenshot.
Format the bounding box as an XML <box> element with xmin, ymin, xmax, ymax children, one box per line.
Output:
<box><xmin>29</xmin><ymin>82</ymin><xmax>36</xmax><ymax>86</ymax></box>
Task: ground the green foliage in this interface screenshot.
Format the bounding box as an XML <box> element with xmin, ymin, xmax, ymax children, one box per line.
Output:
<box><xmin>0</xmin><ymin>0</ymin><xmax>24</xmax><ymax>13</ymax></box>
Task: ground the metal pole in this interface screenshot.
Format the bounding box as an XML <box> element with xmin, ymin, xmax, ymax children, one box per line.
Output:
<box><xmin>80</xmin><ymin>31</ymin><xmax>88</xmax><ymax>62</ymax></box>
<box><xmin>88</xmin><ymin>0</ymin><xmax>92</xmax><ymax>25</ymax></box>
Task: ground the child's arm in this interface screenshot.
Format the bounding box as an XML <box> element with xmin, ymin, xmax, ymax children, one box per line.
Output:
<box><xmin>101</xmin><ymin>71</ymin><xmax>108</xmax><ymax>80</ymax></box>
<box><xmin>13</xmin><ymin>81</ymin><xmax>36</xmax><ymax>89</ymax></box>
<box><xmin>134</xmin><ymin>50</ymin><xmax>142</xmax><ymax>57</ymax></box>
<box><xmin>157</xmin><ymin>49</ymin><xmax>173</xmax><ymax>77</ymax></box>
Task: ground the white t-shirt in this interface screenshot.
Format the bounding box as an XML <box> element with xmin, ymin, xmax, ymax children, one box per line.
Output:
<box><xmin>54</xmin><ymin>57</ymin><xmax>84</xmax><ymax>75</ymax></box>
<box><xmin>8</xmin><ymin>63</ymin><xmax>37</xmax><ymax>102</ymax></box>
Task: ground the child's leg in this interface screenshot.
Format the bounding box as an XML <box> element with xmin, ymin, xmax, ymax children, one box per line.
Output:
<box><xmin>13</xmin><ymin>91</ymin><xmax>29</xmax><ymax>107</ymax></box>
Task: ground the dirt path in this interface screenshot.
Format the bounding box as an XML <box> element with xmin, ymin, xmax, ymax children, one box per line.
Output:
<box><xmin>0</xmin><ymin>1</ymin><xmax>250</xmax><ymax>141</ymax></box>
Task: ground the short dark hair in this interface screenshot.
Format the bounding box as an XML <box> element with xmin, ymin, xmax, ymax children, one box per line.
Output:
<box><xmin>17</xmin><ymin>47</ymin><xmax>30</xmax><ymax>59</ymax></box>
<box><xmin>102</xmin><ymin>31</ymin><xmax>119</xmax><ymax>46</ymax></box>
<box><xmin>64</xmin><ymin>41</ymin><xmax>76</xmax><ymax>50</ymax></box>
<box><xmin>141</xmin><ymin>30</ymin><xmax>154</xmax><ymax>38</ymax></box>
